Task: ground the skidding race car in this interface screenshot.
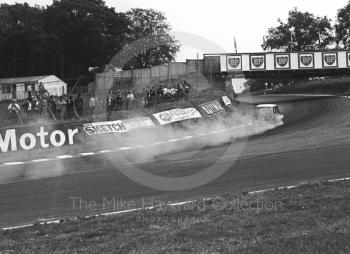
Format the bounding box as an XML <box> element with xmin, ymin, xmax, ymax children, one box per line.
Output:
<box><xmin>255</xmin><ymin>104</ymin><xmax>284</xmax><ymax>121</ymax></box>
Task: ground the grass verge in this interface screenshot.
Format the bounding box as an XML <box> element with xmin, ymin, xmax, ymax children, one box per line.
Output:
<box><xmin>1</xmin><ymin>180</ymin><xmax>350</xmax><ymax>253</ymax></box>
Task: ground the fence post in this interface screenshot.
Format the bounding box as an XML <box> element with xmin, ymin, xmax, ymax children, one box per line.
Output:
<box><xmin>168</xmin><ymin>63</ymin><xmax>170</xmax><ymax>82</ymax></box>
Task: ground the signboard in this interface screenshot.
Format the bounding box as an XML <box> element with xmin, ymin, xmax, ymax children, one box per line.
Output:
<box><xmin>227</xmin><ymin>55</ymin><xmax>242</xmax><ymax>71</ymax></box>
<box><xmin>322</xmin><ymin>52</ymin><xmax>338</xmax><ymax>68</ymax></box>
<box><xmin>222</xmin><ymin>96</ymin><xmax>232</xmax><ymax>106</ymax></box>
<box><xmin>275</xmin><ymin>54</ymin><xmax>290</xmax><ymax>69</ymax></box>
<box><xmin>199</xmin><ymin>100</ymin><xmax>224</xmax><ymax>116</ymax></box>
<box><xmin>0</xmin><ymin>124</ymin><xmax>80</xmax><ymax>153</ymax></box>
<box><xmin>347</xmin><ymin>52</ymin><xmax>350</xmax><ymax>67</ymax></box>
<box><xmin>83</xmin><ymin>121</ymin><xmax>127</xmax><ymax>135</ymax></box>
<box><xmin>250</xmin><ymin>54</ymin><xmax>265</xmax><ymax>70</ymax></box>
<box><xmin>153</xmin><ymin>108</ymin><xmax>202</xmax><ymax>125</ymax></box>
<box><xmin>299</xmin><ymin>53</ymin><xmax>314</xmax><ymax>68</ymax></box>
<box><xmin>123</xmin><ymin>117</ymin><xmax>155</xmax><ymax>131</ymax></box>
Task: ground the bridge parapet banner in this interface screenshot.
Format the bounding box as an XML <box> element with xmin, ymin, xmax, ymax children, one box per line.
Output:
<box><xmin>220</xmin><ymin>50</ymin><xmax>350</xmax><ymax>72</ymax></box>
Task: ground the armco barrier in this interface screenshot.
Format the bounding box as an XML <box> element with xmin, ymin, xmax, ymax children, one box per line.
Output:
<box><xmin>0</xmin><ymin>98</ymin><xmax>231</xmax><ymax>153</ymax></box>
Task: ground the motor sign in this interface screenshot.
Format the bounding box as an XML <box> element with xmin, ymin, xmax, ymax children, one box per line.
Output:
<box><xmin>0</xmin><ymin>126</ymin><xmax>79</xmax><ymax>153</ymax></box>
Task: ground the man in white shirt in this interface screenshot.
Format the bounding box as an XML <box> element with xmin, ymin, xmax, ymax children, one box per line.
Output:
<box><xmin>89</xmin><ymin>95</ymin><xmax>98</xmax><ymax>116</ymax></box>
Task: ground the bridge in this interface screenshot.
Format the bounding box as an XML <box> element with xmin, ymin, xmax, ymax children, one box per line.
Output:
<box><xmin>204</xmin><ymin>51</ymin><xmax>350</xmax><ymax>79</ymax></box>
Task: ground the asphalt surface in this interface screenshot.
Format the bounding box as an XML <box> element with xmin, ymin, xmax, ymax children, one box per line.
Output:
<box><xmin>1</xmin><ymin>94</ymin><xmax>350</xmax><ymax>228</ymax></box>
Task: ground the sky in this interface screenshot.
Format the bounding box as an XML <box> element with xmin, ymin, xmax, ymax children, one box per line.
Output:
<box><xmin>2</xmin><ymin>0</ymin><xmax>350</xmax><ymax>61</ymax></box>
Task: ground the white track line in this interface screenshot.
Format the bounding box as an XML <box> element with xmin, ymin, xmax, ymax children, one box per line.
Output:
<box><xmin>99</xmin><ymin>150</ymin><xmax>112</xmax><ymax>154</ymax></box>
<box><xmin>0</xmin><ymin>125</ymin><xmax>252</xmax><ymax>167</ymax></box>
<box><xmin>3</xmin><ymin>176</ymin><xmax>350</xmax><ymax>231</ymax></box>
<box><xmin>79</xmin><ymin>152</ymin><xmax>96</xmax><ymax>156</ymax></box>
<box><xmin>56</xmin><ymin>155</ymin><xmax>74</xmax><ymax>159</ymax></box>
<box><xmin>119</xmin><ymin>147</ymin><xmax>132</xmax><ymax>151</ymax></box>
<box><xmin>3</xmin><ymin>161</ymin><xmax>24</xmax><ymax>166</ymax></box>
<box><xmin>31</xmin><ymin>158</ymin><xmax>51</xmax><ymax>163</ymax></box>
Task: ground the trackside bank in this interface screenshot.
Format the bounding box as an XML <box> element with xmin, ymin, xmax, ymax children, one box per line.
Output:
<box><xmin>0</xmin><ymin>97</ymin><xmax>232</xmax><ymax>153</ymax></box>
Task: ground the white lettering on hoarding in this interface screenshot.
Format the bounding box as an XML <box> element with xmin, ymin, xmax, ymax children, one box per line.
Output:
<box><xmin>83</xmin><ymin>121</ymin><xmax>127</xmax><ymax>135</ymax></box>
<box><xmin>200</xmin><ymin>101</ymin><xmax>224</xmax><ymax>115</ymax></box>
<box><xmin>0</xmin><ymin>127</ymin><xmax>79</xmax><ymax>153</ymax></box>
<box><xmin>0</xmin><ymin>129</ymin><xmax>17</xmax><ymax>152</ymax></box>
<box><xmin>153</xmin><ymin>108</ymin><xmax>202</xmax><ymax>125</ymax></box>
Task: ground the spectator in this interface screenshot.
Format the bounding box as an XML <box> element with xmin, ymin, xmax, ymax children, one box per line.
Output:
<box><xmin>22</xmin><ymin>98</ymin><xmax>33</xmax><ymax>123</ymax></box>
<box><xmin>183</xmin><ymin>81</ymin><xmax>190</xmax><ymax>95</ymax></box>
<box><xmin>8</xmin><ymin>99</ymin><xmax>21</xmax><ymax>125</ymax></box>
<box><xmin>156</xmin><ymin>86</ymin><xmax>163</xmax><ymax>103</ymax></box>
<box><xmin>47</xmin><ymin>95</ymin><xmax>56</xmax><ymax>119</ymax></box>
<box><xmin>89</xmin><ymin>94</ymin><xmax>98</xmax><ymax>116</ymax></box>
<box><xmin>38</xmin><ymin>82</ymin><xmax>45</xmax><ymax>97</ymax></box>
<box><xmin>27</xmin><ymin>84</ymin><xmax>33</xmax><ymax>100</ymax></box>
<box><xmin>66</xmin><ymin>96</ymin><xmax>74</xmax><ymax>119</ymax></box>
<box><xmin>56</xmin><ymin>96</ymin><xmax>63</xmax><ymax>119</ymax></box>
<box><xmin>116</xmin><ymin>91</ymin><xmax>123</xmax><ymax>109</ymax></box>
<box><xmin>149</xmin><ymin>87</ymin><xmax>156</xmax><ymax>106</ymax></box>
<box><xmin>126</xmin><ymin>90</ymin><xmax>135</xmax><ymax>110</ymax></box>
<box><xmin>144</xmin><ymin>88</ymin><xmax>150</xmax><ymax>108</ymax></box>
<box><xmin>106</xmin><ymin>90</ymin><xmax>115</xmax><ymax>120</ymax></box>
<box><xmin>74</xmin><ymin>93</ymin><xmax>84</xmax><ymax>118</ymax></box>
<box><xmin>60</xmin><ymin>97</ymin><xmax>67</xmax><ymax>120</ymax></box>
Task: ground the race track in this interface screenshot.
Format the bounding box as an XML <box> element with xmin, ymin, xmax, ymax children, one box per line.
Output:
<box><xmin>1</xmin><ymin>95</ymin><xmax>350</xmax><ymax>228</ymax></box>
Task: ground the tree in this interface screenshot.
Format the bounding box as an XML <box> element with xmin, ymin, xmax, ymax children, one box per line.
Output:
<box><xmin>0</xmin><ymin>3</ymin><xmax>49</xmax><ymax>77</ymax></box>
<box><xmin>121</xmin><ymin>8</ymin><xmax>180</xmax><ymax>69</ymax></box>
<box><xmin>262</xmin><ymin>9</ymin><xmax>334</xmax><ymax>51</ymax></box>
<box><xmin>335</xmin><ymin>1</ymin><xmax>350</xmax><ymax>49</ymax></box>
<box><xmin>43</xmin><ymin>0</ymin><xmax>129</xmax><ymax>80</ymax></box>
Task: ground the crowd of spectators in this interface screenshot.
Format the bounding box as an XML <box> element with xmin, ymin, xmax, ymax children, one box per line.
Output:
<box><xmin>143</xmin><ymin>80</ymin><xmax>190</xmax><ymax>108</ymax></box>
<box><xmin>7</xmin><ymin>83</ymin><xmax>87</xmax><ymax>125</ymax></box>
<box><xmin>6</xmin><ymin>80</ymin><xmax>192</xmax><ymax>125</ymax></box>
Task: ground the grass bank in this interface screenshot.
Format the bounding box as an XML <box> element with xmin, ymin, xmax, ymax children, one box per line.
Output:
<box><xmin>1</xmin><ymin>179</ymin><xmax>350</xmax><ymax>253</ymax></box>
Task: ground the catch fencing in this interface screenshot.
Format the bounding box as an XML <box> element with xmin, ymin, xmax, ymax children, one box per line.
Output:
<box><xmin>95</xmin><ymin>60</ymin><xmax>204</xmax><ymax>101</ymax></box>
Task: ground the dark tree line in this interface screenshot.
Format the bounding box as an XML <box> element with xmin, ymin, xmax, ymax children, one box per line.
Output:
<box><xmin>0</xmin><ymin>0</ymin><xmax>180</xmax><ymax>85</ymax></box>
<box><xmin>262</xmin><ymin>1</ymin><xmax>350</xmax><ymax>51</ymax></box>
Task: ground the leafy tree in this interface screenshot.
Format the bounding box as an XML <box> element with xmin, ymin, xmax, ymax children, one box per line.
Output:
<box><xmin>335</xmin><ymin>1</ymin><xmax>350</xmax><ymax>49</ymax></box>
<box><xmin>43</xmin><ymin>0</ymin><xmax>129</xmax><ymax>80</ymax></box>
<box><xmin>262</xmin><ymin>9</ymin><xmax>334</xmax><ymax>51</ymax></box>
<box><xmin>121</xmin><ymin>8</ymin><xmax>180</xmax><ymax>69</ymax></box>
<box><xmin>0</xmin><ymin>3</ymin><xmax>49</xmax><ymax>77</ymax></box>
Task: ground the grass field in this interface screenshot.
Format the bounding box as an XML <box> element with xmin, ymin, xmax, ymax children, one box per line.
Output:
<box><xmin>1</xmin><ymin>180</ymin><xmax>350</xmax><ymax>253</ymax></box>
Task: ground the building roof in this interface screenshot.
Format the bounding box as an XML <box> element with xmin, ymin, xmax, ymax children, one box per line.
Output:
<box><xmin>0</xmin><ymin>75</ymin><xmax>53</xmax><ymax>85</ymax></box>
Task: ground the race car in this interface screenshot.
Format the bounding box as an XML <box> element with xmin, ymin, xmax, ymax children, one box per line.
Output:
<box><xmin>255</xmin><ymin>104</ymin><xmax>284</xmax><ymax>121</ymax></box>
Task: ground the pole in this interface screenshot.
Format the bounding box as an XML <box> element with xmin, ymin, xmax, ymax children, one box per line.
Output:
<box><xmin>61</xmin><ymin>55</ymin><xmax>64</xmax><ymax>79</ymax></box>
